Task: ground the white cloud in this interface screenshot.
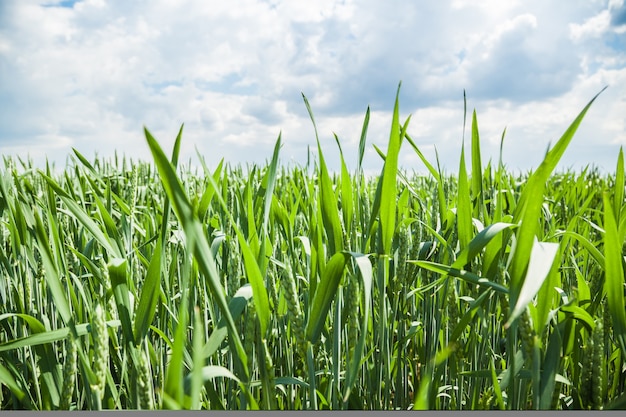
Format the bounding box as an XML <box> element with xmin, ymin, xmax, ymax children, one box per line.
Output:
<box><xmin>570</xmin><ymin>11</ymin><xmax>611</xmax><ymax>41</ymax></box>
<box><xmin>0</xmin><ymin>0</ymin><xmax>624</xmax><ymax>174</ymax></box>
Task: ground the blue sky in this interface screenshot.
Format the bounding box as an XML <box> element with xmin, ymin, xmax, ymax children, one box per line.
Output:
<box><xmin>0</xmin><ymin>0</ymin><xmax>625</xmax><ymax>174</ymax></box>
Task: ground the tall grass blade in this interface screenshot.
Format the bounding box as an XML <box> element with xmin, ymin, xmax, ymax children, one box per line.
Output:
<box><xmin>602</xmin><ymin>192</ymin><xmax>626</xmax><ymax>355</ymax></box>
<box><xmin>306</xmin><ymin>251</ymin><xmax>349</xmax><ymax>344</ymax></box>
<box><xmin>343</xmin><ymin>252</ymin><xmax>373</xmax><ymax>404</ymax></box>
<box><xmin>0</xmin><ymin>321</ymin><xmax>121</xmax><ymax>352</ymax></box>
<box><xmin>33</xmin><ymin>209</ymin><xmax>72</xmax><ymax>327</ymax></box>
<box><xmin>133</xmin><ymin>242</ymin><xmax>162</xmax><ymax>343</ymax></box>
<box><xmin>457</xmin><ymin>142</ymin><xmax>473</xmax><ymax>250</ymax></box>
<box><xmin>505</xmin><ymin>240</ymin><xmax>559</xmax><ymax>328</ymax></box>
<box><xmin>615</xmin><ymin>147</ymin><xmax>624</xmax><ymax>222</ymax></box>
<box><xmin>380</xmin><ymin>83</ymin><xmax>409</xmax><ymax>255</ymax></box>
<box><xmin>357</xmin><ymin>107</ymin><xmax>370</xmax><ymax>173</ymax></box>
<box><xmin>302</xmin><ymin>94</ymin><xmax>344</xmax><ymax>256</ymax></box>
<box><xmin>0</xmin><ymin>362</ymin><xmax>26</xmax><ymax>404</ymax></box>
<box><xmin>471</xmin><ymin>110</ymin><xmax>484</xmax><ymax>219</ymax></box>
<box><xmin>198</xmin><ymin>156</ymin><xmax>271</xmax><ymax>338</ymax></box>
<box><xmin>109</xmin><ymin>258</ymin><xmax>135</xmax><ymax>346</ymax></box>
<box><xmin>144</xmin><ymin>127</ymin><xmax>249</xmax><ymax>376</ymax></box>
<box><xmin>508</xmin><ymin>87</ymin><xmax>606</xmax><ymax>315</ymax></box>
<box><xmin>539</xmin><ymin>325</ymin><xmax>562</xmax><ymax>409</ymax></box>
<box><xmin>334</xmin><ymin>133</ymin><xmax>353</xmax><ymax>240</ymax></box>
<box><xmin>404</xmin><ymin>133</ymin><xmax>447</xmax><ymax>225</ymax></box>
<box><xmin>39</xmin><ymin>172</ymin><xmax>122</xmax><ymax>258</ymax></box>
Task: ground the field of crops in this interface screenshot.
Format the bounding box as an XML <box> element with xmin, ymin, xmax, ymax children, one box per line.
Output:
<box><xmin>0</xmin><ymin>86</ymin><xmax>625</xmax><ymax>410</ymax></box>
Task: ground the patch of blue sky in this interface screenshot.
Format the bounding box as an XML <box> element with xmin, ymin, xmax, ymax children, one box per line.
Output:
<box><xmin>605</xmin><ymin>33</ymin><xmax>626</xmax><ymax>60</ymax></box>
<box><xmin>456</xmin><ymin>49</ymin><xmax>467</xmax><ymax>63</ymax></box>
<box><xmin>143</xmin><ymin>80</ymin><xmax>184</xmax><ymax>95</ymax></box>
<box><xmin>194</xmin><ymin>73</ymin><xmax>257</xmax><ymax>96</ymax></box>
<box><xmin>610</xmin><ymin>3</ymin><xmax>626</xmax><ymax>26</ymax></box>
<box><xmin>42</xmin><ymin>0</ymin><xmax>80</xmax><ymax>8</ymax></box>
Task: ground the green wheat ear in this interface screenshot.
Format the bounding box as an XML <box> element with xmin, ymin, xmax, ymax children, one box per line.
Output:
<box><xmin>59</xmin><ymin>335</ymin><xmax>77</xmax><ymax>410</ymax></box>
<box><xmin>136</xmin><ymin>344</ymin><xmax>155</xmax><ymax>410</ymax></box>
<box><xmin>279</xmin><ymin>266</ymin><xmax>306</xmax><ymax>364</ymax></box>
<box><xmin>591</xmin><ymin>318</ymin><xmax>605</xmax><ymax>410</ymax></box>
<box><xmin>90</xmin><ymin>303</ymin><xmax>109</xmax><ymax>406</ymax></box>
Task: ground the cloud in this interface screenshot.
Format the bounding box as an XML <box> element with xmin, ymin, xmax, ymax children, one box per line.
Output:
<box><xmin>0</xmin><ymin>0</ymin><xmax>624</xmax><ymax>174</ymax></box>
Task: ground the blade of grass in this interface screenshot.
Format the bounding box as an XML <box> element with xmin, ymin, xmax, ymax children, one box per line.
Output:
<box><xmin>343</xmin><ymin>252</ymin><xmax>373</xmax><ymax>404</ymax></box>
<box><xmin>334</xmin><ymin>133</ymin><xmax>353</xmax><ymax>241</ymax></box>
<box><xmin>109</xmin><ymin>258</ymin><xmax>135</xmax><ymax>346</ymax></box>
<box><xmin>404</xmin><ymin>133</ymin><xmax>447</xmax><ymax>226</ymax></box>
<box><xmin>197</xmin><ymin>152</ymin><xmax>271</xmax><ymax>339</ymax></box>
<box><xmin>357</xmin><ymin>107</ymin><xmax>370</xmax><ymax>174</ymax></box>
<box><xmin>603</xmin><ymin>192</ymin><xmax>626</xmax><ymax>355</ymax></box>
<box><xmin>306</xmin><ymin>251</ymin><xmax>349</xmax><ymax>344</ymax></box>
<box><xmin>38</xmin><ymin>172</ymin><xmax>122</xmax><ymax>258</ymax></box>
<box><xmin>410</xmin><ymin>260</ymin><xmax>509</xmax><ymax>294</ymax></box>
<box><xmin>505</xmin><ymin>240</ymin><xmax>559</xmax><ymax>329</ymax></box>
<box><xmin>302</xmin><ymin>93</ymin><xmax>344</xmax><ymax>256</ymax></box>
<box><xmin>471</xmin><ymin>109</ymin><xmax>484</xmax><ymax>219</ymax></box>
<box><xmin>133</xmin><ymin>241</ymin><xmax>163</xmax><ymax>343</ymax></box>
<box><xmin>508</xmin><ymin>87</ymin><xmax>606</xmax><ymax>320</ymax></box>
<box><xmin>457</xmin><ymin>142</ymin><xmax>473</xmax><ymax>251</ymax></box>
<box><xmin>257</xmin><ymin>133</ymin><xmax>282</xmax><ymax>276</ymax></box>
<box><xmin>380</xmin><ymin>83</ymin><xmax>410</xmax><ymax>255</ymax></box>
<box><xmin>614</xmin><ymin>148</ymin><xmax>624</xmax><ymax>221</ymax></box>
<box><xmin>0</xmin><ymin>361</ymin><xmax>27</xmax><ymax>404</ymax></box>
<box><xmin>144</xmin><ymin>127</ymin><xmax>249</xmax><ymax>378</ymax></box>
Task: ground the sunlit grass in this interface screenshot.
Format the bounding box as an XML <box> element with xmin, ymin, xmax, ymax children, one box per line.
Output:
<box><xmin>0</xmin><ymin>85</ymin><xmax>624</xmax><ymax>410</ymax></box>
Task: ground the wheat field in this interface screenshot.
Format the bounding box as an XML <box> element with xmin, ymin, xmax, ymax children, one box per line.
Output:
<box><xmin>0</xmin><ymin>85</ymin><xmax>624</xmax><ymax>410</ymax></box>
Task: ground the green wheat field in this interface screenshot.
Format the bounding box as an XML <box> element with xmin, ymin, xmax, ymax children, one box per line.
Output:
<box><xmin>0</xmin><ymin>85</ymin><xmax>625</xmax><ymax>410</ymax></box>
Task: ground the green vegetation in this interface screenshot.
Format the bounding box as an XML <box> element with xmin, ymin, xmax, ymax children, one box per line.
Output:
<box><xmin>0</xmin><ymin>85</ymin><xmax>624</xmax><ymax>410</ymax></box>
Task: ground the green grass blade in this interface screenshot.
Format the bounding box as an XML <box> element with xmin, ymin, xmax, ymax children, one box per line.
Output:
<box><xmin>539</xmin><ymin>325</ymin><xmax>562</xmax><ymax>409</ymax></box>
<box><xmin>452</xmin><ymin>222</ymin><xmax>517</xmax><ymax>269</ymax></box>
<box><xmin>39</xmin><ymin>172</ymin><xmax>122</xmax><ymax>258</ymax></box>
<box><xmin>133</xmin><ymin>240</ymin><xmax>163</xmax><ymax>343</ymax></box>
<box><xmin>471</xmin><ymin>110</ymin><xmax>484</xmax><ymax>219</ymax></box>
<box><xmin>357</xmin><ymin>106</ymin><xmax>370</xmax><ymax>173</ymax></box>
<box><xmin>379</xmin><ymin>83</ymin><xmax>407</xmax><ymax>255</ymax></box>
<box><xmin>164</xmin><ymin>286</ymin><xmax>188</xmax><ymax>408</ymax></box>
<box><xmin>505</xmin><ymin>241</ymin><xmax>559</xmax><ymax>328</ymax></box>
<box><xmin>614</xmin><ymin>147</ymin><xmax>624</xmax><ymax>221</ymax></box>
<box><xmin>33</xmin><ymin>209</ymin><xmax>72</xmax><ymax>327</ymax></box>
<box><xmin>457</xmin><ymin>142</ymin><xmax>473</xmax><ymax>251</ymax></box>
<box><xmin>490</xmin><ymin>357</ymin><xmax>506</xmax><ymax>410</ymax></box>
<box><xmin>257</xmin><ymin>133</ymin><xmax>282</xmax><ymax>276</ymax></box>
<box><xmin>0</xmin><ymin>321</ymin><xmax>120</xmax><ymax>352</ymax></box>
<box><xmin>0</xmin><ymin>361</ymin><xmax>27</xmax><ymax>404</ymax></box>
<box><xmin>603</xmin><ymin>192</ymin><xmax>626</xmax><ymax>355</ymax></box>
<box><xmin>200</xmin><ymin>165</ymin><xmax>271</xmax><ymax>339</ymax></box>
<box><xmin>144</xmin><ymin>127</ymin><xmax>249</xmax><ymax>376</ymax></box>
<box><xmin>343</xmin><ymin>252</ymin><xmax>373</xmax><ymax>404</ymax></box>
<box><xmin>197</xmin><ymin>158</ymin><xmax>224</xmax><ymax>222</ymax></box>
<box><xmin>189</xmin><ymin>307</ymin><xmax>204</xmax><ymax>409</ymax></box>
<box><xmin>72</xmin><ymin>148</ymin><xmax>100</xmax><ymax>179</ymax></box>
<box><xmin>334</xmin><ymin>133</ymin><xmax>353</xmax><ymax>240</ymax></box>
<box><xmin>404</xmin><ymin>133</ymin><xmax>447</xmax><ymax>225</ymax></box>
<box><xmin>261</xmin><ymin>134</ymin><xmax>281</xmax><ymax>239</ymax></box>
<box><xmin>109</xmin><ymin>258</ymin><xmax>135</xmax><ymax>346</ymax></box>
<box><xmin>450</xmin><ymin>290</ymin><xmax>490</xmax><ymax>344</ymax></box>
<box><xmin>202</xmin><ymin>284</ymin><xmax>254</xmax><ymax>359</ymax></box>
<box><xmin>306</xmin><ymin>251</ymin><xmax>349</xmax><ymax>344</ymax></box>
<box><xmin>508</xmin><ymin>87</ymin><xmax>606</xmax><ymax>315</ymax></box>
<box><xmin>411</xmin><ymin>260</ymin><xmax>509</xmax><ymax>294</ymax></box>
<box><xmin>302</xmin><ymin>94</ymin><xmax>344</xmax><ymax>256</ymax></box>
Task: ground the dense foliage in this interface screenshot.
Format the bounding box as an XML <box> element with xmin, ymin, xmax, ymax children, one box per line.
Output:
<box><xmin>0</xmin><ymin>86</ymin><xmax>625</xmax><ymax>410</ymax></box>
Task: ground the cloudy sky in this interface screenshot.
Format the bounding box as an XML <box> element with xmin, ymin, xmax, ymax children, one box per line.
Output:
<box><xmin>0</xmin><ymin>0</ymin><xmax>625</xmax><ymax>175</ymax></box>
